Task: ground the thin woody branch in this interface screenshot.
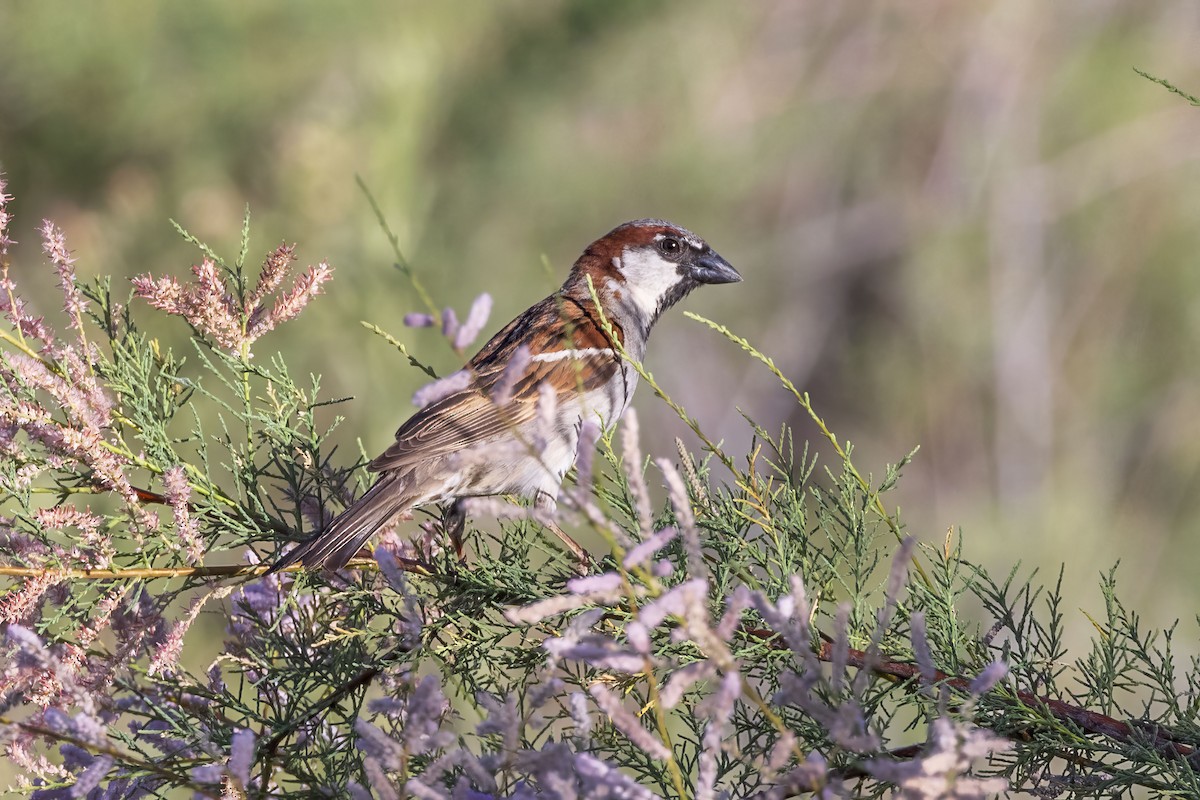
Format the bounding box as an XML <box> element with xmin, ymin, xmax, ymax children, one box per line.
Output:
<box><xmin>742</xmin><ymin>626</ymin><xmax>1198</xmax><ymax>764</ymax></box>
<box><xmin>0</xmin><ymin>557</ymin><xmax>434</xmax><ymax>581</ymax></box>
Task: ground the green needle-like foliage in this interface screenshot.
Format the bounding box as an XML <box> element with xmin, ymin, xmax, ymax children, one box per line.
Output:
<box><xmin>2</xmin><ymin>180</ymin><xmax>1199</xmax><ymax>799</ymax></box>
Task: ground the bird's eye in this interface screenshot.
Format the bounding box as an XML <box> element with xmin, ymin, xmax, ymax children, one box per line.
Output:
<box><xmin>658</xmin><ymin>237</ymin><xmax>681</xmax><ymax>256</ymax></box>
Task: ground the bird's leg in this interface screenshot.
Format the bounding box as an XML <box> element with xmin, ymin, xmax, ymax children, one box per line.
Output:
<box><xmin>534</xmin><ymin>491</ymin><xmax>592</xmax><ymax>574</ymax></box>
<box><xmin>441</xmin><ymin>499</ymin><xmax>467</xmax><ymax>560</ymax></box>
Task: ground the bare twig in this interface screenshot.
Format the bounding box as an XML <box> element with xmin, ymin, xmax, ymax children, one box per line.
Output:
<box><xmin>0</xmin><ymin>557</ymin><xmax>436</xmax><ymax>581</ymax></box>
<box><xmin>742</xmin><ymin>626</ymin><xmax>1198</xmax><ymax>764</ymax></box>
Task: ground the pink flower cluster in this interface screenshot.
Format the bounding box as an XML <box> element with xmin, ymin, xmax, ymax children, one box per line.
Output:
<box><xmin>132</xmin><ymin>242</ymin><xmax>332</xmax><ymax>354</ymax></box>
<box><xmin>0</xmin><ymin>179</ymin><xmax>156</xmax><ymax>544</ymax></box>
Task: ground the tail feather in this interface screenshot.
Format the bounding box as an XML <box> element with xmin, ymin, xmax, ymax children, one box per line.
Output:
<box><xmin>268</xmin><ymin>475</ymin><xmax>411</xmax><ymax>573</ymax></box>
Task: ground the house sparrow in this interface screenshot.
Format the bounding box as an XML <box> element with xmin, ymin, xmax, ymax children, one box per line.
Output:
<box><xmin>269</xmin><ymin>218</ymin><xmax>740</xmax><ymax>573</ymax></box>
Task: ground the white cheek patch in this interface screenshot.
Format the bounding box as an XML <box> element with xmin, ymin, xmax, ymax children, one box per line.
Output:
<box><xmin>618</xmin><ymin>248</ymin><xmax>681</xmax><ymax>317</ymax></box>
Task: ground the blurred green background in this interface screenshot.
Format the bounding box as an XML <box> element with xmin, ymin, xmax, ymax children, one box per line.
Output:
<box><xmin>2</xmin><ymin>1</ymin><xmax>1199</xmax><ymax>647</ymax></box>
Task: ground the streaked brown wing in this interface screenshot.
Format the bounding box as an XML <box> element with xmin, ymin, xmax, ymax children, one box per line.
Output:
<box><xmin>469</xmin><ymin>293</ymin><xmax>625</xmax><ymax>369</ymax></box>
<box><xmin>367</xmin><ymin>342</ymin><xmax>620</xmax><ymax>474</ymax></box>
<box><xmin>367</xmin><ymin>387</ymin><xmax>533</xmax><ymax>472</ymax></box>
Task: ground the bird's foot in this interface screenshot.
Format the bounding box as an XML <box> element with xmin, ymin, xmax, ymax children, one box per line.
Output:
<box><xmin>440</xmin><ymin>499</ymin><xmax>468</xmax><ymax>561</ymax></box>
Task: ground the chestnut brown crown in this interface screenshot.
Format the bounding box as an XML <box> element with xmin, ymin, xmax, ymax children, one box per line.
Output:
<box><xmin>563</xmin><ymin>219</ymin><xmax>740</xmax><ymax>326</ymax></box>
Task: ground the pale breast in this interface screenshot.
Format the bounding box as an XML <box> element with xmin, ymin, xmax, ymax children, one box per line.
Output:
<box><xmin>462</xmin><ymin>365</ymin><xmax>638</xmax><ymax>501</ymax></box>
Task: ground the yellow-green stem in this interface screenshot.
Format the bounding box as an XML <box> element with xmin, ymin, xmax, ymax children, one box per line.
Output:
<box><xmin>684</xmin><ymin>312</ymin><xmax>931</xmax><ymax>587</ymax></box>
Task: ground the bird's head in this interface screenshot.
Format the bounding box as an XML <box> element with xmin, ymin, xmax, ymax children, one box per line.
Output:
<box><xmin>566</xmin><ymin>219</ymin><xmax>741</xmax><ymax>330</ymax></box>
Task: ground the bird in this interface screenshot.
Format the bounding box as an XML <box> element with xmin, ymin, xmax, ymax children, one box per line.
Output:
<box><xmin>268</xmin><ymin>218</ymin><xmax>741</xmax><ymax>573</ymax></box>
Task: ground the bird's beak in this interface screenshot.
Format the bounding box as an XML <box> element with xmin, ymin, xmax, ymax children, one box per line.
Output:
<box><xmin>688</xmin><ymin>250</ymin><xmax>742</xmax><ymax>285</ymax></box>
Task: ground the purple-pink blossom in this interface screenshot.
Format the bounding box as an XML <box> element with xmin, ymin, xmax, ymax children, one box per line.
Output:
<box><xmin>491</xmin><ymin>344</ymin><xmax>530</xmax><ymax>406</ymax></box>
<box><xmin>439</xmin><ymin>306</ymin><xmax>458</xmax><ymax>341</ymax></box>
<box><xmin>588</xmin><ymin>684</ymin><xmax>670</xmax><ymax>761</ymax></box>
<box><xmin>621</xmin><ymin>409</ymin><xmax>654</xmax><ymax>540</ymax></box>
<box><xmin>227</xmin><ymin>729</ymin><xmax>256</xmax><ymax>788</ymax></box>
<box><xmin>657</xmin><ymin>458</ymin><xmax>703</xmax><ymax>577</ymax></box>
<box><xmin>39</xmin><ymin>220</ymin><xmax>87</xmax><ymax>333</ymax></box>
<box><xmin>623</xmin><ymin>525</ymin><xmax>678</xmax><ymax>569</ymax></box>
<box><xmin>404</xmin><ymin>312</ymin><xmax>436</xmax><ymax>328</ymax></box>
<box><xmin>132</xmin><ymin>246</ymin><xmax>333</xmax><ymax>354</ymax></box>
<box><xmin>411</xmin><ymin>368</ymin><xmax>472</xmax><ymax>408</ymax></box>
<box><xmin>247</xmin><ymin>243</ymin><xmax>295</xmax><ymax>308</ymax></box>
<box><xmin>453</xmin><ymin>293</ymin><xmax>492</xmax><ymax>351</ymax></box>
<box><xmin>162</xmin><ymin>465</ymin><xmax>203</xmax><ymax>564</ymax></box>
